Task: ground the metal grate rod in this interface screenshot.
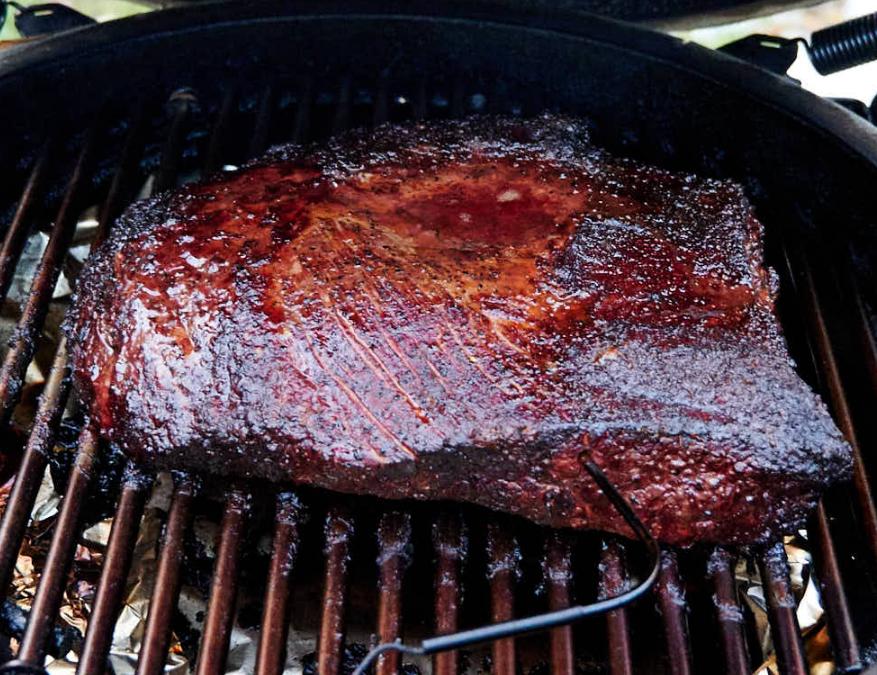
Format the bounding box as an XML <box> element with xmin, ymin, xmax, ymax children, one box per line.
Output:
<box><xmin>708</xmin><ymin>547</ymin><xmax>749</xmax><ymax>675</ymax></box>
<box><xmin>0</xmin><ymin>126</ymin><xmax>100</xmax><ymax>425</ymax></box>
<box><xmin>544</xmin><ymin>533</ymin><xmax>574</xmax><ymax>675</ymax></box>
<box><xmin>433</xmin><ymin>513</ymin><xmax>464</xmax><ymax>675</ymax></box>
<box><xmin>354</xmin><ymin>462</ymin><xmax>655</xmax><ymax>674</ymax></box>
<box><xmin>776</xmin><ymin>241</ymin><xmax>863</xmax><ymax>668</ymax></box>
<box><xmin>292</xmin><ymin>78</ymin><xmax>314</xmax><ymax>145</ymax></box>
<box><xmin>0</xmin><ymin>142</ymin><xmax>53</xmax><ymax>301</ymax></box>
<box><xmin>203</xmin><ymin>88</ymin><xmax>238</xmax><ymax>175</ymax></box>
<box><xmin>195</xmin><ymin>489</ymin><xmax>250</xmax><ymax>675</ymax></box>
<box><xmin>98</xmin><ymin>104</ymin><xmax>151</xmax><ymax>239</ymax></box>
<box><xmin>135</xmin><ymin>476</ymin><xmax>196</xmax><ymax>675</ymax></box>
<box><xmin>153</xmin><ymin>91</ymin><xmax>195</xmax><ymax>194</ymax></box>
<box><xmin>0</xmin><ymin>340</ymin><xmax>70</xmax><ymax>593</ymax></box>
<box><xmin>248</xmin><ymin>86</ymin><xmax>275</xmax><ymax>159</ymax></box>
<box><xmin>332</xmin><ymin>76</ymin><xmax>353</xmax><ymax>136</ymax></box>
<box><xmin>654</xmin><ymin>550</ymin><xmax>692</xmax><ymax>675</ymax></box>
<box><xmin>758</xmin><ymin>543</ymin><xmax>808</xmax><ymax>675</ymax></box>
<box><xmin>600</xmin><ymin>539</ymin><xmax>633</xmax><ymax>675</ymax></box>
<box><xmin>376</xmin><ymin>511</ymin><xmax>412</xmax><ymax>675</ymax></box>
<box><xmin>811</xmin><ymin>503</ymin><xmax>861</xmax><ymax>670</ymax></box>
<box><xmin>0</xmin><ymin>101</ymin><xmax>145</xmax><ymax>607</ymax></box>
<box><xmin>850</xmin><ymin>269</ymin><xmax>877</xmax><ymax>389</ymax></box>
<box><xmin>487</xmin><ymin>522</ymin><xmax>517</xmax><ymax>675</ymax></box>
<box><xmin>69</xmin><ymin>108</ymin><xmax>155</xmax><ymax>670</ymax></box>
<box><xmin>76</xmin><ymin>471</ymin><xmax>150</xmax><ymax>674</ymax></box>
<box><xmin>793</xmin><ymin>248</ymin><xmax>877</xmax><ymax>562</ymax></box>
<box><xmin>318</xmin><ymin>508</ymin><xmax>355</xmax><ymax>675</ymax></box>
<box><xmin>17</xmin><ymin>425</ymin><xmax>98</xmax><ymax>664</ymax></box>
<box><xmin>254</xmin><ymin>492</ymin><xmax>301</xmax><ymax>675</ymax></box>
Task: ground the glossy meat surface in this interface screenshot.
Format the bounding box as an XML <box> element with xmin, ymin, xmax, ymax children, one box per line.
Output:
<box><xmin>67</xmin><ymin>116</ymin><xmax>851</xmax><ymax>544</ymax></box>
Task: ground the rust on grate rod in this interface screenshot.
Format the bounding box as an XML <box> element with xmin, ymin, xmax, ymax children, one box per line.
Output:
<box><xmin>544</xmin><ymin>533</ymin><xmax>574</xmax><ymax>675</ymax></box>
<box><xmin>600</xmin><ymin>539</ymin><xmax>633</xmax><ymax>675</ymax></box>
<box><xmin>195</xmin><ymin>489</ymin><xmax>251</xmax><ymax>675</ymax></box>
<box><xmin>254</xmin><ymin>492</ymin><xmax>302</xmax><ymax>675</ymax></box>
<box><xmin>654</xmin><ymin>550</ymin><xmax>692</xmax><ymax>675</ymax></box>
<box><xmin>433</xmin><ymin>512</ymin><xmax>465</xmax><ymax>675</ymax></box>
<box><xmin>758</xmin><ymin>542</ymin><xmax>808</xmax><ymax>675</ymax></box>
<box><xmin>708</xmin><ymin>547</ymin><xmax>750</xmax><ymax>675</ymax></box>
<box><xmin>487</xmin><ymin>522</ymin><xmax>518</xmax><ymax>675</ymax></box>
<box><xmin>318</xmin><ymin>507</ymin><xmax>355</xmax><ymax>675</ymax></box>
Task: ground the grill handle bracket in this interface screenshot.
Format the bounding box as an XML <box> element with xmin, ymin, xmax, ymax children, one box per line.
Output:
<box><xmin>352</xmin><ymin>460</ymin><xmax>661</xmax><ymax>675</ymax></box>
<box><xmin>718</xmin><ymin>11</ymin><xmax>877</xmax><ymax>77</ymax></box>
<box><xmin>718</xmin><ymin>34</ymin><xmax>802</xmax><ymax>75</ymax></box>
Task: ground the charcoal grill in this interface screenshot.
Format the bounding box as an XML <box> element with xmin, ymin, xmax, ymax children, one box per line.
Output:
<box><xmin>0</xmin><ymin>2</ymin><xmax>875</xmax><ymax>673</ymax></box>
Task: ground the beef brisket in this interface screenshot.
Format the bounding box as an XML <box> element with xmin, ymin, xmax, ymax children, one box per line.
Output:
<box><xmin>66</xmin><ymin>115</ymin><xmax>852</xmax><ymax>544</ymax></box>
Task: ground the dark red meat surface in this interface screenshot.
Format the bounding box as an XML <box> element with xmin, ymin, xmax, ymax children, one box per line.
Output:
<box><xmin>67</xmin><ymin>116</ymin><xmax>851</xmax><ymax>544</ymax></box>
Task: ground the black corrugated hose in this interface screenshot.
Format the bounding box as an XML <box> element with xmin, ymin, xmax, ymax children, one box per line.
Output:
<box><xmin>808</xmin><ymin>12</ymin><xmax>877</xmax><ymax>75</ymax></box>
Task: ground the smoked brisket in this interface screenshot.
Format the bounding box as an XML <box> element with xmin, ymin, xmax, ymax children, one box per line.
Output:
<box><xmin>67</xmin><ymin>116</ymin><xmax>852</xmax><ymax>544</ymax></box>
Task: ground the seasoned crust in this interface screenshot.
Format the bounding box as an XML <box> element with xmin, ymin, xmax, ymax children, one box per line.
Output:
<box><xmin>66</xmin><ymin>115</ymin><xmax>851</xmax><ymax>544</ymax></box>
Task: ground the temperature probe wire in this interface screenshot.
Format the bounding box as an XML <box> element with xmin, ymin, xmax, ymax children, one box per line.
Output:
<box><xmin>352</xmin><ymin>458</ymin><xmax>661</xmax><ymax>675</ymax></box>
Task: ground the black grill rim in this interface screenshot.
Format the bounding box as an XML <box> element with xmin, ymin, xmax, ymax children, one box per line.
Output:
<box><xmin>0</xmin><ymin>0</ymin><xmax>876</xmax><ymax>167</ymax></box>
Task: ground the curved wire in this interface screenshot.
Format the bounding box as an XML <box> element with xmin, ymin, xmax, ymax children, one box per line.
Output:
<box><xmin>352</xmin><ymin>459</ymin><xmax>660</xmax><ymax>675</ymax></box>
<box><xmin>352</xmin><ymin>640</ymin><xmax>425</xmax><ymax>675</ymax></box>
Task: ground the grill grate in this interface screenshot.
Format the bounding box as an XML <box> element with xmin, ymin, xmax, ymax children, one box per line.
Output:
<box><xmin>0</xmin><ymin>73</ymin><xmax>871</xmax><ymax>675</ymax></box>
